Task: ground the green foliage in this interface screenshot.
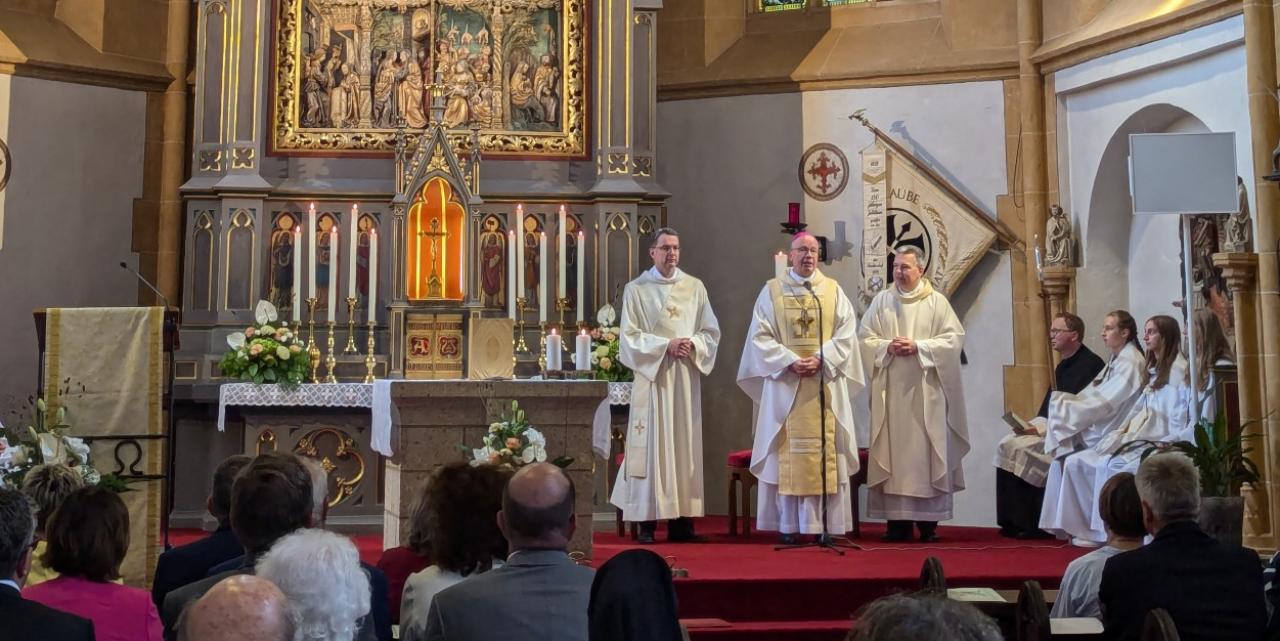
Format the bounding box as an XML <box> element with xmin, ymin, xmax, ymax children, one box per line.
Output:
<box><xmin>1114</xmin><ymin>409</ymin><xmax>1262</xmax><ymax>497</ymax></box>
<box><xmin>587</xmin><ymin>326</ymin><xmax>633</xmax><ymax>383</ymax></box>
<box><xmin>219</xmin><ymin>323</ymin><xmax>310</xmax><ymax>389</ymax></box>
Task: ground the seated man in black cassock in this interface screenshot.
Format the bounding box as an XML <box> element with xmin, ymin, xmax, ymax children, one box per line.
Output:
<box><xmin>993</xmin><ymin>312</ymin><xmax>1105</xmax><ymax>539</ymax></box>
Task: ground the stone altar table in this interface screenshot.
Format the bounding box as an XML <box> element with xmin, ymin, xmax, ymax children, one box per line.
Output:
<box><xmin>374</xmin><ymin>380</ymin><xmax>608</xmax><ymax>556</ymax></box>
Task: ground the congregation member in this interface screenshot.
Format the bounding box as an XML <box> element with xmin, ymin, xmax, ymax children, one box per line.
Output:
<box><xmin>1191</xmin><ymin>308</ymin><xmax>1235</xmax><ymax>422</ymax></box>
<box><xmin>589</xmin><ymin>549</ymin><xmax>686</xmax><ymax>641</ymax></box>
<box><xmin>422</xmin><ymin>462</ymin><xmax>594</xmax><ymax>641</ymax></box>
<box><xmin>258</xmin><ymin>529</ymin><xmax>371</xmax><ymax>641</ymax></box>
<box><xmin>994</xmin><ymin>312</ymin><xmax>1105</xmax><ymax>539</ymax></box>
<box><xmin>20</xmin><ymin>462</ymin><xmax>84</xmax><ymax>586</ymax></box>
<box><xmin>1050</xmin><ymin>473</ymin><xmax>1144</xmax><ymax>618</ymax></box>
<box><xmin>612</xmin><ymin>226</ymin><xmax>721</xmax><ymax>544</ymax></box>
<box><xmin>846</xmin><ymin>593</ymin><xmax>1001</xmax><ymax>641</ymax></box>
<box><xmin>738</xmin><ymin>232</ymin><xmax>864</xmax><ymax>543</ymax></box>
<box><xmin>152</xmin><ymin>455</ymin><xmax>251</xmax><ymax>607</ymax></box>
<box><xmin>0</xmin><ymin>488</ymin><xmax>94</xmax><ymax>641</ymax></box>
<box><xmin>177</xmin><ymin>574</ymin><xmax>292</xmax><ymax>641</ymax></box>
<box><xmin>377</xmin><ymin>489</ymin><xmax>432</xmax><ymax>625</ymax></box>
<box><xmin>1099</xmin><ymin>452</ymin><xmax>1265</xmax><ymax>641</ymax></box>
<box><xmin>401</xmin><ymin>462</ymin><xmax>512</xmax><ymax>641</ymax></box>
<box><xmin>1041</xmin><ymin>315</ymin><xmax>1190</xmax><ymax>546</ymax></box>
<box><xmin>859</xmin><ymin>246</ymin><xmax>968</xmax><ymax>543</ymax></box>
<box><xmin>24</xmin><ymin>485</ymin><xmax>164</xmax><ymax>641</ymax></box>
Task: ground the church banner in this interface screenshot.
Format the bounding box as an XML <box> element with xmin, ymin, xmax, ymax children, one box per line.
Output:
<box><xmin>857</xmin><ymin>132</ymin><xmax>999</xmax><ymax>306</ymax></box>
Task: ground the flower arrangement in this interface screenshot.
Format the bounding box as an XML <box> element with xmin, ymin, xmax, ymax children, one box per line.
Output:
<box><xmin>587</xmin><ymin>304</ymin><xmax>632</xmax><ymax>383</ymax></box>
<box><xmin>468</xmin><ymin>400</ymin><xmax>572</xmax><ymax>469</ymax></box>
<box><xmin>219</xmin><ymin>301</ymin><xmax>309</xmax><ymax>388</ymax></box>
<box><xmin>1</xmin><ymin>382</ymin><xmax>129</xmax><ymax>492</ymax></box>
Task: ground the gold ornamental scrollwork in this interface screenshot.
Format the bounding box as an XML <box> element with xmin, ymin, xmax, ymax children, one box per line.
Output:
<box><xmin>294</xmin><ymin>428</ymin><xmax>366</xmax><ymax>508</ymax></box>
<box><xmin>271</xmin><ymin>0</ymin><xmax>587</xmax><ymax>157</ymax></box>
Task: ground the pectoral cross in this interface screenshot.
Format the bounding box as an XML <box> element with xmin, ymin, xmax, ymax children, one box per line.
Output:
<box><xmin>417</xmin><ymin>217</ymin><xmax>448</xmax><ymax>298</ymax></box>
<box><xmin>794</xmin><ymin>300</ymin><xmax>815</xmax><ymax>338</ymax></box>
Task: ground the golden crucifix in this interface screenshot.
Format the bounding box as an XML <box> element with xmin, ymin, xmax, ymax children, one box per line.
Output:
<box><xmin>793</xmin><ymin>297</ymin><xmax>815</xmax><ymax>338</ymax></box>
<box><xmin>417</xmin><ymin>217</ymin><xmax>448</xmax><ymax>298</ymax></box>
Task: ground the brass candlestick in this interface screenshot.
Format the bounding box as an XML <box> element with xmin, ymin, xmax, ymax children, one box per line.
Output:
<box><xmin>344</xmin><ymin>297</ymin><xmax>359</xmax><ymax>354</ymax></box>
<box><xmin>363</xmin><ymin>320</ymin><xmax>377</xmax><ymax>383</ymax></box>
<box><xmin>514</xmin><ymin>297</ymin><xmax>530</xmax><ymax>353</ymax></box>
<box><xmin>325</xmin><ymin>322</ymin><xmax>338</xmax><ymax>383</ymax></box>
<box><xmin>306</xmin><ymin>298</ymin><xmax>320</xmax><ymax>384</ymax></box>
<box><xmin>555</xmin><ymin>296</ymin><xmax>570</xmax><ymax>326</ymax></box>
<box><xmin>538</xmin><ymin>322</ymin><xmax>548</xmax><ymax>374</ymax></box>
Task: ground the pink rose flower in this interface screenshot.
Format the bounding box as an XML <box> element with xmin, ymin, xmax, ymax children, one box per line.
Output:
<box><xmin>245</xmin><ymin>327</ymin><xmax>256</xmax><ymax>338</ymax></box>
<box><xmin>249</xmin><ymin>343</ymin><xmax>264</xmax><ymax>356</ymax></box>
<box><xmin>505</xmin><ymin>437</ymin><xmax>522</xmax><ymax>450</ymax></box>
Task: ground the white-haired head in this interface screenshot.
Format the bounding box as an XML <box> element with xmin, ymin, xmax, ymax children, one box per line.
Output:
<box><xmin>297</xmin><ymin>456</ymin><xmax>330</xmax><ymax>526</ymax></box>
<box><xmin>257</xmin><ymin>529</ymin><xmax>370</xmax><ymax>641</ymax></box>
<box><xmin>1136</xmin><ymin>451</ymin><xmax>1200</xmax><ymax>533</ymax></box>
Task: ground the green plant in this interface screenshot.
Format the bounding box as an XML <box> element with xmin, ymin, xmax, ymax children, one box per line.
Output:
<box><xmin>1114</xmin><ymin>410</ymin><xmax>1261</xmax><ymax>497</ymax></box>
<box><xmin>218</xmin><ymin>301</ymin><xmax>309</xmax><ymax>389</ymax></box>
<box><xmin>1</xmin><ymin>382</ymin><xmax>134</xmax><ymax>492</ymax></box>
<box><xmin>464</xmin><ymin>400</ymin><xmax>572</xmax><ymax>468</ymax></box>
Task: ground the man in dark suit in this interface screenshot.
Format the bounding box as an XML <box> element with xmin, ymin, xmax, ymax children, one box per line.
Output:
<box><xmin>423</xmin><ymin>462</ymin><xmax>595</xmax><ymax>641</ymax></box>
<box><xmin>0</xmin><ymin>488</ymin><xmax>94</xmax><ymax>641</ymax></box>
<box><xmin>1099</xmin><ymin>452</ymin><xmax>1266</xmax><ymax>641</ymax></box>
<box><xmin>152</xmin><ymin>454</ymin><xmax>251</xmax><ymax>607</ymax></box>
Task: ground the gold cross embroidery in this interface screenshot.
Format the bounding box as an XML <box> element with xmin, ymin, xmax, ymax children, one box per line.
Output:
<box><xmin>633</xmin><ymin>421</ymin><xmax>646</xmax><ymax>436</ymax></box>
<box><xmin>665</xmin><ymin>305</ymin><xmax>680</xmax><ymax>319</ymax></box>
<box><xmin>794</xmin><ymin>302</ymin><xmax>815</xmax><ymax>338</ymax></box>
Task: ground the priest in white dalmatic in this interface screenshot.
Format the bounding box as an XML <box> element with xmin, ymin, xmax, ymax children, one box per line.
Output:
<box><xmin>611</xmin><ymin>227</ymin><xmax>721</xmax><ymax>544</ymax></box>
<box><xmin>1040</xmin><ymin>314</ymin><xmax>1187</xmax><ymax>545</ymax></box>
<box><xmin>858</xmin><ymin>247</ymin><xmax>968</xmax><ymax>543</ymax></box>
<box><xmin>737</xmin><ymin>232</ymin><xmax>864</xmax><ymax>544</ymax></box>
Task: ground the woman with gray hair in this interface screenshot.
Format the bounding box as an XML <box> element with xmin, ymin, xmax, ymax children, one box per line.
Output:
<box><xmin>257</xmin><ymin>529</ymin><xmax>371</xmax><ymax>641</ymax></box>
<box><xmin>846</xmin><ymin>594</ymin><xmax>1001</xmax><ymax>641</ymax></box>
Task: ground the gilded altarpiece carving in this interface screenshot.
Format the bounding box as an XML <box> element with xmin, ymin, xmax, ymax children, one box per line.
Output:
<box><xmin>271</xmin><ymin>0</ymin><xmax>587</xmax><ymax>157</ymax></box>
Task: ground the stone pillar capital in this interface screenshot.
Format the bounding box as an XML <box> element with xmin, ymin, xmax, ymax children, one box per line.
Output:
<box><xmin>1040</xmin><ymin>265</ymin><xmax>1075</xmax><ymax>301</ymax></box>
<box><xmin>1212</xmin><ymin>252</ymin><xmax>1259</xmax><ymax>292</ymax></box>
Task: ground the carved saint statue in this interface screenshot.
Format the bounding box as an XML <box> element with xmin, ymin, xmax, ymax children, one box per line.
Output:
<box><xmin>1223</xmin><ymin>176</ymin><xmax>1253</xmax><ymax>253</ymax></box>
<box><xmin>1045</xmin><ymin>204</ymin><xmax>1073</xmax><ymax>266</ymax></box>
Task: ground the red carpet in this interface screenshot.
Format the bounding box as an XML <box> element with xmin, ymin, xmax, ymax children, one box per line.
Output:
<box><xmin>173</xmin><ymin>516</ymin><xmax>1087</xmax><ymax>641</ymax></box>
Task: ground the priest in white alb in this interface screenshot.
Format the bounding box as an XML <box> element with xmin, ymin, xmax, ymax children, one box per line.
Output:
<box><xmin>737</xmin><ymin>232</ymin><xmax>864</xmax><ymax>544</ymax></box>
<box><xmin>858</xmin><ymin>246</ymin><xmax>968</xmax><ymax>543</ymax></box>
<box><xmin>610</xmin><ymin>227</ymin><xmax>721</xmax><ymax>544</ymax></box>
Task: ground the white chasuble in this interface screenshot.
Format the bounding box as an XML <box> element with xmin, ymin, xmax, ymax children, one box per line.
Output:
<box><xmin>737</xmin><ymin>270</ymin><xmax>864</xmax><ymax>534</ymax></box>
<box><xmin>858</xmin><ymin>279</ymin><xmax>968</xmax><ymax>522</ymax></box>
<box><xmin>1041</xmin><ymin>357</ymin><xmax>1192</xmax><ymax>542</ymax></box>
<box><xmin>610</xmin><ymin>267</ymin><xmax>720</xmax><ymax>521</ymax></box>
<box><xmin>1042</xmin><ymin>343</ymin><xmax>1146</xmax><ymax>459</ymax></box>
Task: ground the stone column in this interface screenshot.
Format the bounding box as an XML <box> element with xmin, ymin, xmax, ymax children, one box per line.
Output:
<box><xmin>1215</xmin><ymin>252</ymin><xmax>1270</xmax><ymax>551</ymax></box>
<box><xmin>1242</xmin><ymin>0</ymin><xmax>1280</xmax><ymax>555</ymax></box>
<box><xmin>155</xmin><ymin>0</ymin><xmax>192</xmax><ymax>305</ymax></box>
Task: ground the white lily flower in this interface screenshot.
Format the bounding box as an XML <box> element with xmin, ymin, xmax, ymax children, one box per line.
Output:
<box><xmin>62</xmin><ymin>436</ymin><xmax>90</xmax><ymax>464</ymax></box>
<box><xmin>255</xmin><ymin>300</ymin><xmax>279</xmax><ymax>325</ymax></box>
<box><xmin>524</xmin><ymin>428</ymin><xmax>547</xmax><ymax>449</ymax></box>
<box><xmin>521</xmin><ymin>447</ymin><xmax>537</xmax><ymax>464</ymax></box>
<box><xmin>227</xmin><ymin>333</ymin><xmax>247</xmax><ymax>350</ymax></box>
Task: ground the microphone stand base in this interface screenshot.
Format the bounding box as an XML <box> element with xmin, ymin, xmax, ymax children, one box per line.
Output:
<box><xmin>774</xmin><ymin>534</ymin><xmax>863</xmax><ymax>555</ymax></box>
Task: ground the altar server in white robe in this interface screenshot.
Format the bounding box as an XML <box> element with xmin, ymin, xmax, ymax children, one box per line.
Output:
<box><xmin>611</xmin><ymin>227</ymin><xmax>721</xmax><ymax>544</ymax></box>
<box><xmin>858</xmin><ymin>246</ymin><xmax>968</xmax><ymax>543</ymax></box>
<box><xmin>1041</xmin><ymin>314</ymin><xmax>1177</xmax><ymax>545</ymax></box>
<box><xmin>737</xmin><ymin>232</ymin><xmax>864</xmax><ymax>544</ymax></box>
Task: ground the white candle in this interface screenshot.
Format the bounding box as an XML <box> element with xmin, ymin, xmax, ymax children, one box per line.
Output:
<box><xmin>546</xmin><ymin>329</ymin><xmax>562</xmax><ymax>371</ymax></box>
<box><xmin>348</xmin><ymin>204</ymin><xmax>358</xmax><ymax>299</ymax></box>
<box><xmin>328</xmin><ymin>228</ymin><xmax>339</xmax><ymax>323</ymax></box>
<box><xmin>575</xmin><ymin>330</ymin><xmax>591</xmax><ymax>371</ymax></box>
<box><xmin>507</xmin><ymin>230</ymin><xmax>517</xmax><ymax>320</ymax></box>
<box><xmin>576</xmin><ymin>230</ymin><xmax>585</xmax><ymax>324</ymax></box>
<box><xmin>774</xmin><ymin>251</ymin><xmax>787</xmax><ymax>282</ymax></box>
<box><xmin>515</xmin><ymin>205</ymin><xmax>525</xmax><ymax>301</ymax></box>
<box><xmin>538</xmin><ymin>232</ymin><xmax>548</xmax><ymax>323</ymax></box>
<box><xmin>308</xmin><ymin>204</ymin><xmax>317</xmax><ymax>300</ymax></box>
<box><xmin>368</xmin><ymin>229</ymin><xmax>378</xmax><ymax>323</ymax></box>
<box><xmin>558</xmin><ymin>205</ymin><xmax>567</xmax><ymax>300</ymax></box>
<box><xmin>292</xmin><ymin>226</ymin><xmax>302</xmax><ymax>323</ymax></box>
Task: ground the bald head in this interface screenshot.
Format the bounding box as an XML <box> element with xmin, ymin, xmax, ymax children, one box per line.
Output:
<box><xmin>179</xmin><ymin>575</ymin><xmax>292</xmax><ymax>641</ymax></box>
<box><xmin>499</xmin><ymin>463</ymin><xmax>576</xmax><ymax>550</ymax></box>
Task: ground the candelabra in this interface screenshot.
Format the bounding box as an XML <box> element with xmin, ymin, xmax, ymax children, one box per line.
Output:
<box><xmin>344</xmin><ymin>297</ymin><xmax>359</xmax><ymax>353</ymax></box>
<box><xmin>514</xmin><ymin>297</ymin><xmax>530</xmax><ymax>353</ymax></box>
<box><xmin>306</xmin><ymin>298</ymin><xmax>320</xmax><ymax>384</ymax></box>
<box><xmin>363</xmin><ymin>320</ymin><xmax>377</xmax><ymax>383</ymax></box>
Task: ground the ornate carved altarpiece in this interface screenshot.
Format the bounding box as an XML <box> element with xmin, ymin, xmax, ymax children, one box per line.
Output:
<box><xmin>272</xmin><ymin>0</ymin><xmax>587</xmax><ymax>157</ymax></box>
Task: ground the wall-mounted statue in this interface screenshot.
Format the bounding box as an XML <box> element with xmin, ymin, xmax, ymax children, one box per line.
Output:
<box><xmin>1222</xmin><ymin>176</ymin><xmax>1253</xmax><ymax>253</ymax></box>
<box><xmin>1045</xmin><ymin>204</ymin><xmax>1073</xmax><ymax>266</ymax></box>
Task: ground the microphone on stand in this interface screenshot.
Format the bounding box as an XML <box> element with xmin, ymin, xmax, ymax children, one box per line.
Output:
<box><xmin>119</xmin><ymin>261</ymin><xmax>171</xmax><ymax>309</ymax></box>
